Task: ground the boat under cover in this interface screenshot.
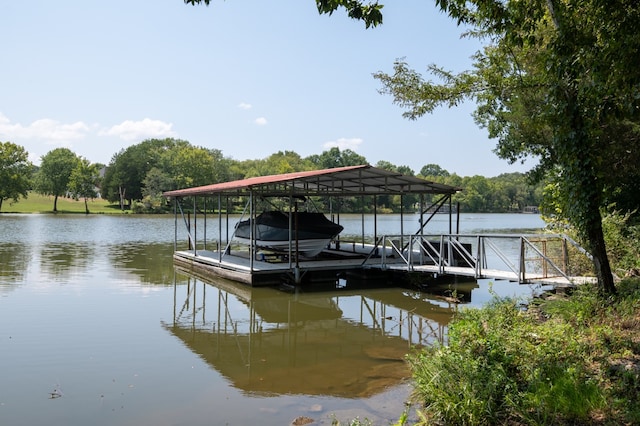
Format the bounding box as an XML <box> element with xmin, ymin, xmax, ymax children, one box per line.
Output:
<box><xmin>233</xmin><ymin>211</ymin><xmax>344</xmax><ymax>257</ymax></box>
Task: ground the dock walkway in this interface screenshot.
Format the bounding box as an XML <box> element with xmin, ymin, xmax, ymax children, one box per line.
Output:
<box><xmin>174</xmin><ymin>232</ymin><xmax>597</xmax><ymax>288</ymax></box>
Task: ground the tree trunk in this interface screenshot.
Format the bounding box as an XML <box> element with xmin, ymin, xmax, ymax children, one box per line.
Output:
<box><xmin>53</xmin><ymin>194</ymin><xmax>58</xmax><ymax>212</ymax></box>
<box><xmin>84</xmin><ymin>197</ymin><xmax>89</xmax><ymax>214</ymax></box>
<box><xmin>119</xmin><ymin>186</ymin><xmax>126</xmax><ymax>211</ymax></box>
<box><xmin>586</xmin><ymin>212</ymin><xmax>617</xmax><ymax>295</ymax></box>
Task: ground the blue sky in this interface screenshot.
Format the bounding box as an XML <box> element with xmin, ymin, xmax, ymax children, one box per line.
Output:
<box><xmin>1</xmin><ymin>0</ymin><xmax>533</xmax><ymax>177</ymax></box>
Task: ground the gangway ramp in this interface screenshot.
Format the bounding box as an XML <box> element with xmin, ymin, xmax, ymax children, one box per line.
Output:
<box><xmin>366</xmin><ymin>233</ymin><xmax>597</xmax><ymax>287</ymax></box>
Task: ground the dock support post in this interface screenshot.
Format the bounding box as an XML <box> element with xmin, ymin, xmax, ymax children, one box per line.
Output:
<box><xmin>519</xmin><ymin>237</ymin><xmax>526</xmax><ymax>283</ymax></box>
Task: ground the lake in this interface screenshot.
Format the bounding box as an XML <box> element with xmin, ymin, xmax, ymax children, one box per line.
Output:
<box><xmin>0</xmin><ymin>213</ymin><xmax>545</xmax><ymax>426</ymax></box>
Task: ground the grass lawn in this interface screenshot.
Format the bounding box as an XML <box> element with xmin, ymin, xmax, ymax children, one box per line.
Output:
<box><xmin>1</xmin><ymin>193</ymin><xmax>125</xmax><ymax>214</ymax></box>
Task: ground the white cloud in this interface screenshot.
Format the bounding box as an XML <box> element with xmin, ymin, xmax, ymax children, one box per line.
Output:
<box><xmin>323</xmin><ymin>137</ymin><xmax>363</xmax><ymax>151</ymax></box>
<box><xmin>0</xmin><ymin>112</ymin><xmax>90</xmax><ymax>141</ymax></box>
<box><xmin>238</xmin><ymin>102</ymin><xmax>252</xmax><ymax>110</ymax></box>
<box><xmin>101</xmin><ymin>118</ymin><xmax>177</xmax><ymax>141</ymax></box>
<box><xmin>254</xmin><ymin>117</ymin><xmax>268</xmax><ymax>126</ymax></box>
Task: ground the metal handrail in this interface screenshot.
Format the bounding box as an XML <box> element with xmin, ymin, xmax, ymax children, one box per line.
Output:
<box><xmin>372</xmin><ymin>233</ymin><xmax>591</xmax><ymax>284</ymax></box>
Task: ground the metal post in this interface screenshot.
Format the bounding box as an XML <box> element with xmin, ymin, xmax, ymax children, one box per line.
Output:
<box><xmin>360</xmin><ymin>195</ymin><xmax>365</xmax><ymax>248</ymax></box>
<box><xmin>173</xmin><ymin>198</ymin><xmax>178</xmax><ymax>252</ymax></box>
<box><xmin>519</xmin><ymin>237</ymin><xmax>526</xmax><ymax>283</ymax></box>
<box><xmin>373</xmin><ymin>194</ymin><xmax>377</xmax><ymax>245</ymax></box>
<box><xmin>400</xmin><ymin>194</ymin><xmax>404</xmax><ymax>253</ymax></box>
<box><xmin>193</xmin><ymin>197</ymin><xmax>197</xmax><ymax>256</ymax></box>
<box><xmin>288</xmin><ymin>194</ymin><xmax>293</xmax><ymax>270</ymax></box>
<box><xmin>249</xmin><ymin>191</ymin><xmax>254</xmax><ymax>271</ymax></box>
<box><xmin>439</xmin><ymin>234</ymin><xmax>445</xmax><ymax>274</ymax></box>
<box><xmin>218</xmin><ymin>193</ymin><xmax>222</xmax><ymax>261</ymax></box>
<box><xmin>476</xmin><ymin>235</ymin><xmax>481</xmax><ymax>278</ymax></box>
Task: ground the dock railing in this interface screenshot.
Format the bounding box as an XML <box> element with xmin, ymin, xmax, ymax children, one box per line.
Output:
<box><xmin>370</xmin><ymin>233</ymin><xmax>593</xmax><ymax>284</ymax></box>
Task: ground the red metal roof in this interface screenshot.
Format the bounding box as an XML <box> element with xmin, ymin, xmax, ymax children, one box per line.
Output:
<box><xmin>163</xmin><ymin>164</ymin><xmax>460</xmax><ymax>198</ymax></box>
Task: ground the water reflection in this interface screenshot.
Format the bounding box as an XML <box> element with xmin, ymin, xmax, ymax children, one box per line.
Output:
<box><xmin>0</xmin><ymin>242</ymin><xmax>30</xmax><ymax>288</ymax></box>
<box><xmin>38</xmin><ymin>242</ymin><xmax>95</xmax><ymax>279</ymax></box>
<box><xmin>107</xmin><ymin>242</ymin><xmax>176</xmax><ymax>285</ymax></box>
<box><xmin>164</xmin><ymin>270</ymin><xmax>468</xmax><ymax>398</ymax></box>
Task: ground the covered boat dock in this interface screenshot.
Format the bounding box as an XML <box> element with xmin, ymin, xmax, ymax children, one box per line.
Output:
<box><xmin>163</xmin><ymin>164</ymin><xmax>461</xmax><ymax>287</ymax></box>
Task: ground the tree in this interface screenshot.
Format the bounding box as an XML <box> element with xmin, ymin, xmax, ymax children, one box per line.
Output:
<box><xmin>305</xmin><ymin>147</ymin><xmax>367</xmax><ymax>169</ymax></box>
<box><xmin>419</xmin><ymin>164</ymin><xmax>449</xmax><ymax>178</ymax></box>
<box><xmin>103</xmin><ymin>138</ymin><xmax>186</xmax><ymax>209</ymax></box>
<box><xmin>0</xmin><ymin>141</ymin><xmax>33</xmax><ymax>212</ymax></box>
<box><xmin>371</xmin><ymin>1</ymin><xmax>640</xmax><ymax>294</ymax></box>
<box><xmin>68</xmin><ymin>157</ymin><xmax>100</xmax><ymax>214</ymax></box>
<box><xmin>160</xmin><ymin>144</ymin><xmax>230</xmax><ymax>189</ymax></box>
<box><xmin>35</xmin><ymin>148</ymin><xmax>79</xmax><ymax>212</ymax></box>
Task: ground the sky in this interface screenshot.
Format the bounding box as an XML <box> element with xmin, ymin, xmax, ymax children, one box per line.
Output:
<box><xmin>1</xmin><ymin>0</ymin><xmax>534</xmax><ymax>177</ymax></box>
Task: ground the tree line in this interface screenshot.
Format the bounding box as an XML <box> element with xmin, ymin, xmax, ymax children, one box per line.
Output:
<box><xmin>1</xmin><ymin>138</ymin><xmax>544</xmax><ymax>214</ymax></box>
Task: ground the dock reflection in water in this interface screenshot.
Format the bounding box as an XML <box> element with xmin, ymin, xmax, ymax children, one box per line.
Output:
<box><xmin>164</xmin><ymin>270</ymin><xmax>465</xmax><ymax>398</ymax></box>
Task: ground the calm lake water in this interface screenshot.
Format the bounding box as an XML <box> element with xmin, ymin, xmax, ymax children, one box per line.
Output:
<box><xmin>0</xmin><ymin>213</ymin><xmax>545</xmax><ymax>426</ymax></box>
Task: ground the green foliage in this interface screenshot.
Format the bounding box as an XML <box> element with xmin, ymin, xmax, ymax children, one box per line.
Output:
<box><xmin>419</xmin><ymin>163</ymin><xmax>449</xmax><ymax>178</ymax></box>
<box><xmin>410</xmin><ymin>278</ymin><xmax>640</xmax><ymax>424</ymax></box>
<box><xmin>306</xmin><ymin>146</ymin><xmax>367</xmax><ymax>170</ymax></box>
<box><xmin>234</xmin><ymin>150</ymin><xmax>315</xmax><ymax>179</ymax></box>
<box><xmin>184</xmin><ymin>0</ymin><xmax>384</xmax><ymax>28</ymax></box>
<box><xmin>102</xmin><ymin>138</ymin><xmax>183</xmax><ymax>206</ymax></box>
<box><xmin>601</xmin><ymin>212</ymin><xmax>640</xmax><ymax>274</ymax></box>
<box><xmin>423</xmin><ymin>169</ymin><xmax>544</xmax><ymax>213</ymax></box>
<box><xmin>68</xmin><ymin>157</ymin><xmax>101</xmax><ymax>214</ymax></box>
<box><xmin>35</xmin><ymin>148</ymin><xmax>80</xmax><ymax>212</ymax></box>
<box><xmin>371</xmin><ymin>0</ymin><xmax>640</xmax><ymax>293</ymax></box>
<box><xmin>0</xmin><ymin>141</ymin><xmax>33</xmax><ymax>211</ymax></box>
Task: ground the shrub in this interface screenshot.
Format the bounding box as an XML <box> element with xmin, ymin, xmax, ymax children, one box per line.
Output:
<box><xmin>409</xmin><ymin>296</ymin><xmax>608</xmax><ymax>425</ymax></box>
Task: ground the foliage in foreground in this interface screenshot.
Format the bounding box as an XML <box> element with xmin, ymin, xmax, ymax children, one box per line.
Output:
<box><xmin>546</xmin><ymin>211</ymin><xmax>640</xmax><ymax>279</ymax></box>
<box><xmin>409</xmin><ymin>279</ymin><xmax>640</xmax><ymax>425</ymax></box>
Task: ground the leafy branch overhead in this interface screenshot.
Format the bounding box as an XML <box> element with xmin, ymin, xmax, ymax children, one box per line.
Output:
<box><xmin>184</xmin><ymin>0</ymin><xmax>384</xmax><ymax>28</ymax></box>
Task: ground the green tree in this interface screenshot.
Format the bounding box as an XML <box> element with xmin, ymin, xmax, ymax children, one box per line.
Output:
<box><xmin>419</xmin><ymin>163</ymin><xmax>449</xmax><ymax>178</ymax></box>
<box><xmin>371</xmin><ymin>1</ymin><xmax>640</xmax><ymax>294</ymax></box>
<box><xmin>68</xmin><ymin>157</ymin><xmax>100</xmax><ymax>214</ymax></box>
<box><xmin>103</xmin><ymin>138</ymin><xmax>186</xmax><ymax>209</ymax></box>
<box><xmin>0</xmin><ymin>141</ymin><xmax>33</xmax><ymax>212</ymax></box>
<box><xmin>229</xmin><ymin>151</ymin><xmax>312</xmax><ymax>179</ymax></box>
<box><xmin>35</xmin><ymin>148</ymin><xmax>79</xmax><ymax>212</ymax></box>
<box><xmin>306</xmin><ymin>147</ymin><xmax>367</xmax><ymax>169</ymax></box>
<box><xmin>160</xmin><ymin>144</ymin><xmax>230</xmax><ymax>189</ymax></box>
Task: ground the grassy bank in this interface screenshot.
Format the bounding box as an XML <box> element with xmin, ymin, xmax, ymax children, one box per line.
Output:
<box><xmin>407</xmin><ymin>279</ymin><xmax>640</xmax><ymax>425</ymax></box>
<box><xmin>1</xmin><ymin>193</ymin><xmax>123</xmax><ymax>214</ymax></box>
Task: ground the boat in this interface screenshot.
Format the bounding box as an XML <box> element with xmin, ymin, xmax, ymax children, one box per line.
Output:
<box><xmin>233</xmin><ymin>210</ymin><xmax>344</xmax><ymax>257</ymax></box>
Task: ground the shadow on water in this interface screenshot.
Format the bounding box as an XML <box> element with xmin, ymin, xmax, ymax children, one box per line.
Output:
<box><xmin>163</xmin><ymin>268</ymin><xmax>478</xmax><ymax>399</ymax></box>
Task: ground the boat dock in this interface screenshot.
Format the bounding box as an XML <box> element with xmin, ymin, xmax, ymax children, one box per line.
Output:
<box><xmin>164</xmin><ymin>165</ymin><xmax>596</xmax><ymax>289</ymax></box>
<box><xmin>172</xmin><ymin>232</ymin><xmax>596</xmax><ymax>287</ymax></box>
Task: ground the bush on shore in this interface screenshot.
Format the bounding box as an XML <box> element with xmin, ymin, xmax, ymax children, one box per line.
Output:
<box><xmin>408</xmin><ymin>278</ymin><xmax>640</xmax><ymax>425</ymax></box>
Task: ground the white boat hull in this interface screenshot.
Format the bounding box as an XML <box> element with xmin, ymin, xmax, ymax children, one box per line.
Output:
<box><xmin>233</xmin><ymin>236</ymin><xmax>331</xmax><ymax>257</ymax></box>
